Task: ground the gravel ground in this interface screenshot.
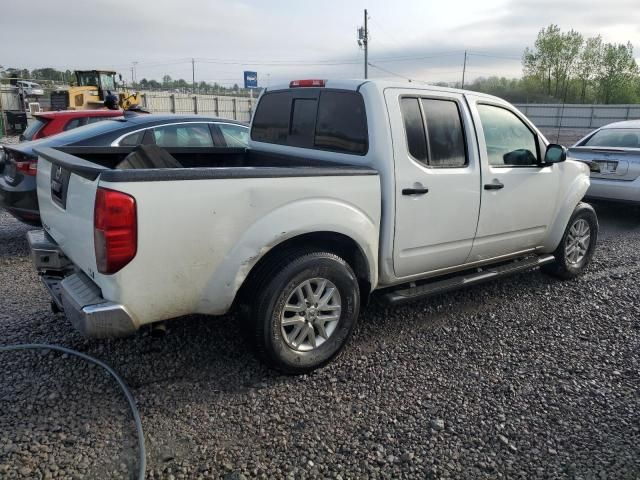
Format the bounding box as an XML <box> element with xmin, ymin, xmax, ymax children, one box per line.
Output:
<box><xmin>1</xmin><ymin>135</ymin><xmax>20</xmax><ymax>145</ymax></box>
<box><xmin>1</xmin><ymin>201</ymin><xmax>640</xmax><ymax>479</ymax></box>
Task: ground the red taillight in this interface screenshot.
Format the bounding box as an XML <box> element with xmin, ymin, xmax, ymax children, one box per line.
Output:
<box><xmin>290</xmin><ymin>79</ymin><xmax>326</xmax><ymax>88</ymax></box>
<box><xmin>94</xmin><ymin>187</ymin><xmax>137</xmax><ymax>274</ymax></box>
<box><xmin>16</xmin><ymin>159</ymin><xmax>37</xmax><ymax>176</ymax></box>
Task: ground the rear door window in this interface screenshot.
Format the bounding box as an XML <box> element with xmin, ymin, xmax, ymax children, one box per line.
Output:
<box><xmin>400</xmin><ymin>97</ymin><xmax>467</xmax><ymax>167</ymax></box>
<box><xmin>421</xmin><ymin>99</ymin><xmax>467</xmax><ymax>167</ymax></box>
<box><xmin>152</xmin><ymin>124</ymin><xmax>214</xmax><ymax>147</ymax></box>
<box><xmin>217</xmin><ymin>123</ymin><xmax>249</xmax><ymax>147</ymax></box>
<box><xmin>251</xmin><ymin>89</ymin><xmax>368</xmax><ymax>154</ymax></box>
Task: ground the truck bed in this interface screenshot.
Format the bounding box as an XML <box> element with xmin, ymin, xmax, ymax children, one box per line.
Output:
<box><xmin>33</xmin><ymin>146</ymin><xmax>381</xmax><ymax>328</ymax></box>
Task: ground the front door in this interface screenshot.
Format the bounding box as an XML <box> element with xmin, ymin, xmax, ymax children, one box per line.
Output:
<box><xmin>468</xmin><ymin>99</ymin><xmax>560</xmax><ymax>262</ymax></box>
<box><xmin>388</xmin><ymin>89</ymin><xmax>481</xmax><ymax>278</ymax></box>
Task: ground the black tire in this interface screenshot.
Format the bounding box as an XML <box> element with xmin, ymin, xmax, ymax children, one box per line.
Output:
<box><xmin>542</xmin><ymin>202</ymin><xmax>598</xmax><ymax>279</ymax></box>
<box><xmin>249</xmin><ymin>250</ymin><xmax>360</xmax><ymax>374</ymax></box>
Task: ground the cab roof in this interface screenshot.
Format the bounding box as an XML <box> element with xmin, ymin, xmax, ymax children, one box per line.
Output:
<box><xmin>266</xmin><ymin>78</ymin><xmax>503</xmax><ymax>102</ymax></box>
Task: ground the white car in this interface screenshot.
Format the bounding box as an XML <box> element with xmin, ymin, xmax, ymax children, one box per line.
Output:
<box><xmin>29</xmin><ymin>79</ymin><xmax>597</xmax><ymax>373</ymax></box>
<box><xmin>16</xmin><ymin>80</ymin><xmax>44</xmax><ymax>96</ymax></box>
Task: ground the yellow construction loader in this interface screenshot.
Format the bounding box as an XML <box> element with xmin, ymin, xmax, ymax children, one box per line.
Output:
<box><xmin>50</xmin><ymin>70</ymin><xmax>140</xmax><ymax>111</ymax></box>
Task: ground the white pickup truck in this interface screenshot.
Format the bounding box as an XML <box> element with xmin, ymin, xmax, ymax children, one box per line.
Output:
<box><xmin>29</xmin><ymin>79</ymin><xmax>597</xmax><ymax>373</ymax></box>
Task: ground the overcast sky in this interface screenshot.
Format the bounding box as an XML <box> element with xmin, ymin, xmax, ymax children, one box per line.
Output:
<box><xmin>1</xmin><ymin>0</ymin><xmax>638</xmax><ymax>86</ymax></box>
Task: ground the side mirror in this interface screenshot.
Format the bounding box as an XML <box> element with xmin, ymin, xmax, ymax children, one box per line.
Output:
<box><xmin>544</xmin><ymin>144</ymin><xmax>567</xmax><ymax>164</ymax></box>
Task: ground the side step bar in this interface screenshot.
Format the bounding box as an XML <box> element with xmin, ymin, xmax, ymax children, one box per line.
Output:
<box><xmin>381</xmin><ymin>254</ymin><xmax>556</xmax><ymax>305</ymax></box>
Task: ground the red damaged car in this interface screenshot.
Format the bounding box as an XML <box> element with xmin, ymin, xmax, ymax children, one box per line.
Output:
<box><xmin>20</xmin><ymin>109</ymin><xmax>124</xmax><ymax>141</ymax></box>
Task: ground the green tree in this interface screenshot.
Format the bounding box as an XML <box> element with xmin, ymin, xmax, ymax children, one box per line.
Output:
<box><xmin>596</xmin><ymin>42</ymin><xmax>639</xmax><ymax>103</ymax></box>
<box><xmin>574</xmin><ymin>36</ymin><xmax>603</xmax><ymax>102</ymax></box>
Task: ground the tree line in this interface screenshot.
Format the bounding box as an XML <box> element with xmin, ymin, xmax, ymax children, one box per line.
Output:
<box><xmin>466</xmin><ymin>25</ymin><xmax>639</xmax><ymax>104</ymax></box>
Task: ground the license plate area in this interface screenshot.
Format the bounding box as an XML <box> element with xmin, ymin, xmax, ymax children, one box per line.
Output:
<box><xmin>50</xmin><ymin>163</ymin><xmax>72</xmax><ymax>209</ymax></box>
<box><xmin>595</xmin><ymin>160</ymin><xmax>618</xmax><ymax>174</ymax></box>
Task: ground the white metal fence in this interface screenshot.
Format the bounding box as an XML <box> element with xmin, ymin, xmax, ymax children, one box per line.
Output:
<box><xmin>140</xmin><ymin>93</ymin><xmax>254</xmax><ymax>122</ymax></box>
<box><xmin>514</xmin><ymin>104</ymin><xmax>640</xmax><ymax>129</ymax></box>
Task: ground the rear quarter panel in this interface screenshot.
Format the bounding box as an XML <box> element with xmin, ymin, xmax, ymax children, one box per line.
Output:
<box><xmin>95</xmin><ymin>174</ymin><xmax>381</xmax><ymax>326</ymax></box>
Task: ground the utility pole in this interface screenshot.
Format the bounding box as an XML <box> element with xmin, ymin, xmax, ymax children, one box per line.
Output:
<box><xmin>132</xmin><ymin>61</ymin><xmax>138</xmax><ymax>86</ymax></box>
<box><xmin>364</xmin><ymin>9</ymin><xmax>368</xmax><ymax>79</ymax></box>
<box><xmin>192</xmin><ymin>58</ymin><xmax>196</xmax><ymax>94</ymax></box>
<box><xmin>461</xmin><ymin>51</ymin><xmax>467</xmax><ymax>89</ymax></box>
<box><xmin>357</xmin><ymin>10</ymin><xmax>369</xmax><ymax>79</ymax></box>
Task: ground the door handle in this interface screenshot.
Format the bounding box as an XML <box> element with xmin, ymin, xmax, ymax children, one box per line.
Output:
<box><xmin>402</xmin><ymin>187</ymin><xmax>429</xmax><ymax>195</ymax></box>
<box><xmin>484</xmin><ymin>181</ymin><xmax>504</xmax><ymax>190</ymax></box>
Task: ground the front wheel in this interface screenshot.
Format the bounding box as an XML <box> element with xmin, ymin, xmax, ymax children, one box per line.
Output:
<box><xmin>249</xmin><ymin>251</ymin><xmax>360</xmax><ymax>374</ymax></box>
<box><xmin>542</xmin><ymin>202</ymin><xmax>598</xmax><ymax>279</ymax></box>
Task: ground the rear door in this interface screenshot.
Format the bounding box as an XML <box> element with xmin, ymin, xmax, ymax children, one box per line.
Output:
<box><xmin>387</xmin><ymin>89</ymin><xmax>481</xmax><ymax>277</ymax></box>
<box><xmin>467</xmin><ymin>98</ymin><xmax>560</xmax><ymax>261</ymax></box>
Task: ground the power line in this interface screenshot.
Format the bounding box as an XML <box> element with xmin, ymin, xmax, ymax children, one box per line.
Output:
<box><xmin>367</xmin><ymin>62</ymin><xmax>422</xmax><ymax>83</ymax></box>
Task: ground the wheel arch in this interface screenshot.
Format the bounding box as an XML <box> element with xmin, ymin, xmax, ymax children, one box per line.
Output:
<box><xmin>236</xmin><ymin>231</ymin><xmax>375</xmax><ymax>309</ymax></box>
<box><xmin>542</xmin><ymin>165</ymin><xmax>591</xmax><ymax>252</ymax></box>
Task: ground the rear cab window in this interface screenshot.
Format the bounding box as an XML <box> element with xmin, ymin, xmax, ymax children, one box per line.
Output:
<box><xmin>251</xmin><ymin>89</ymin><xmax>368</xmax><ymax>155</ymax></box>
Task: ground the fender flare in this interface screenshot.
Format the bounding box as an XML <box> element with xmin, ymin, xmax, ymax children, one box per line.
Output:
<box><xmin>542</xmin><ymin>171</ymin><xmax>590</xmax><ymax>252</ymax></box>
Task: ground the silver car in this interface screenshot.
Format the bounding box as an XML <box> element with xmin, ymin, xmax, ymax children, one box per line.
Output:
<box><xmin>570</xmin><ymin>120</ymin><xmax>640</xmax><ymax>203</ymax></box>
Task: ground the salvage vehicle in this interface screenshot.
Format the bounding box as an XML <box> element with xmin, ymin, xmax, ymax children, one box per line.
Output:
<box><xmin>569</xmin><ymin>120</ymin><xmax>640</xmax><ymax>204</ymax></box>
<box><xmin>0</xmin><ymin>114</ymin><xmax>249</xmax><ymax>224</ymax></box>
<box><xmin>20</xmin><ymin>109</ymin><xmax>124</xmax><ymax>141</ymax></box>
<box><xmin>15</xmin><ymin>80</ymin><xmax>45</xmax><ymax>97</ymax></box>
<box><xmin>29</xmin><ymin>79</ymin><xmax>598</xmax><ymax>374</ymax></box>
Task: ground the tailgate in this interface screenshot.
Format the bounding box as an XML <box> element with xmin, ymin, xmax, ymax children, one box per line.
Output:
<box><xmin>569</xmin><ymin>147</ymin><xmax>640</xmax><ymax>181</ymax></box>
<box><xmin>34</xmin><ymin>147</ymin><xmax>106</xmax><ymax>277</ymax></box>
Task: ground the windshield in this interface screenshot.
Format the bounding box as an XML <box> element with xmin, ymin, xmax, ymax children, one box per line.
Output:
<box><xmin>76</xmin><ymin>72</ymin><xmax>99</xmax><ymax>87</ymax></box>
<box><xmin>100</xmin><ymin>73</ymin><xmax>116</xmax><ymax>91</ymax></box>
<box><xmin>583</xmin><ymin>128</ymin><xmax>640</xmax><ymax>148</ymax></box>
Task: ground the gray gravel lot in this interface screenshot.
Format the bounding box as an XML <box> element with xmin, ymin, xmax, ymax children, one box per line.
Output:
<box><xmin>1</xmin><ymin>204</ymin><xmax>640</xmax><ymax>479</ymax></box>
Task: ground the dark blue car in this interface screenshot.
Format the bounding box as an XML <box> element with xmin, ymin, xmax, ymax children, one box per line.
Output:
<box><xmin>0</xmin><ymin>114</ymin><xmax>248</xmax><ymax>224</ymax></box>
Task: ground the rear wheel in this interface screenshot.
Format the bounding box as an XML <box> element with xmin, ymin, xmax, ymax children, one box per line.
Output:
<box><xmin>542</xmin><ymin>202</ymin><xmax>598</xmax><ymax>279</ymax></box>
<box><xmin>249</xmin><ymin>250</ymin><xmax>360</xmax><ymax>374</ymax></box>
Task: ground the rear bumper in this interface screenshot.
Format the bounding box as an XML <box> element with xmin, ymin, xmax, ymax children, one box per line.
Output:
<box><xmin>0</xmin><ymin>175</ymin><xmax>40</xmax><ymax>224</ymax></box>
<box><xmin>28</xmin><ymin>230</ymin><xmax>137</xmax><ymax>338</ymax></box>
<box><xmin>586</xmin><ymin>176</ymin><xmax>640</xmax><ymax>203</ymax></box>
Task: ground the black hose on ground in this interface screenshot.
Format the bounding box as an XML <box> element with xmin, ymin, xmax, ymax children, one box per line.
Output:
<box><xmin>0</xmin><ymin>343</ymin><xmax>146</xmax><ymax>480</ymax></box>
